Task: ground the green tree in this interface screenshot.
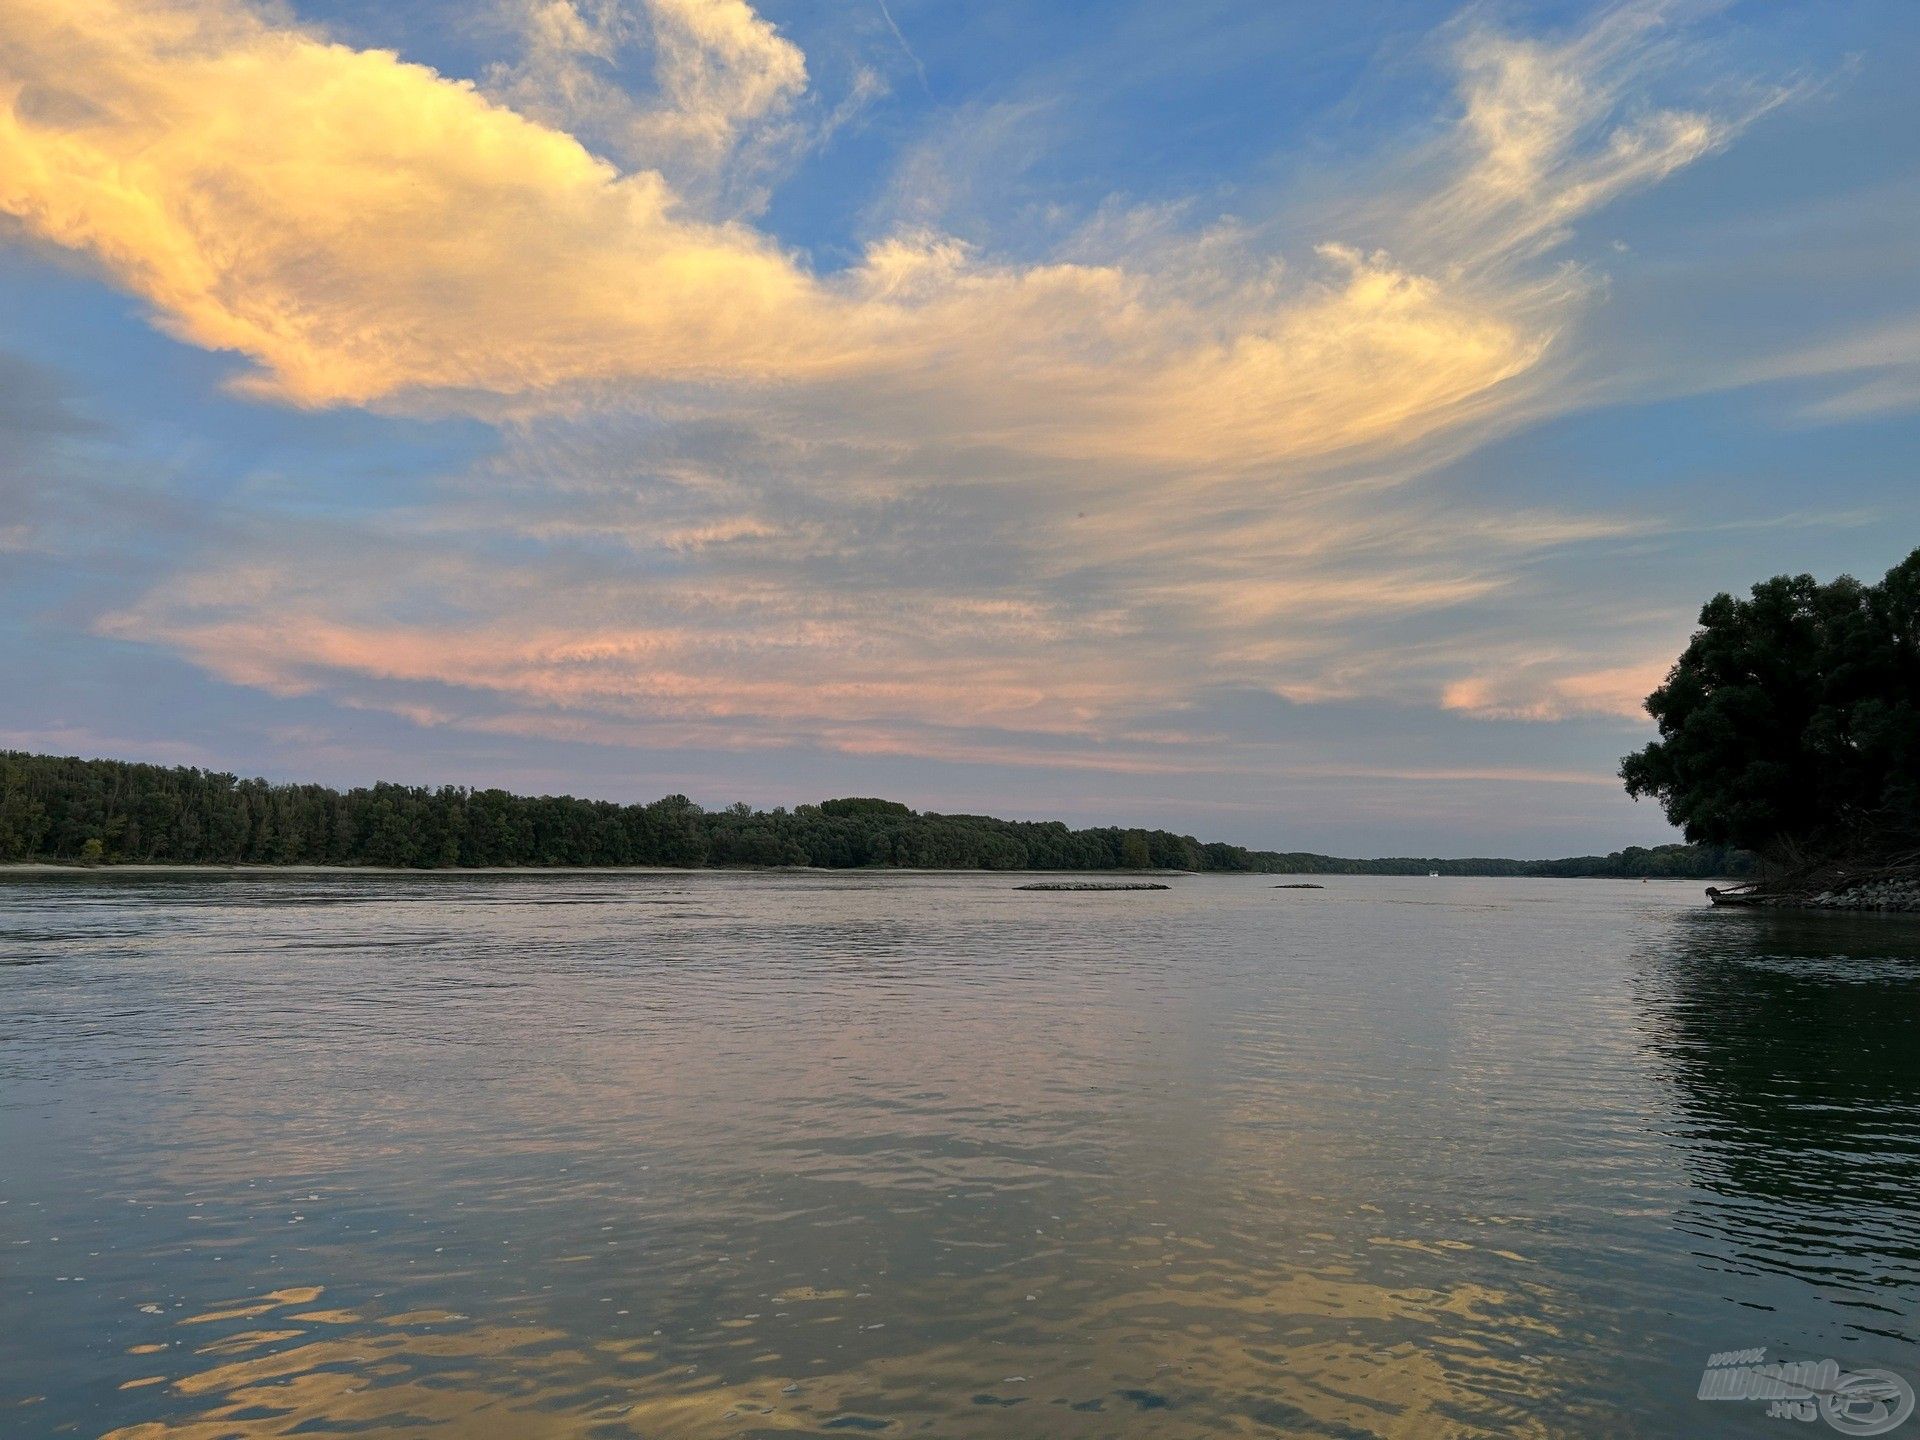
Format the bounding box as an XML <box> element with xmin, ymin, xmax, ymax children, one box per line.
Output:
<box><xmin>0</xmin><ymin>746</ymin><xmax>1748</xmax><ymax>876</ymax></box>
<box><xmin>0</xmin><ymin>781</ymin><xmax>47</xmax><ymax>860</ymax></box>
<box><xmin>1622</xmin><ymin>548</ymin><xmax>1920</xmax><ymax>859</ymax></box>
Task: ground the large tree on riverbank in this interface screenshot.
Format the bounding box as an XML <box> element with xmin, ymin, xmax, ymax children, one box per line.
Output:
<box><xmin>1622</xmin><ymin>548</ymin><xmax>1920</xmax><ymax>860</ymax></box>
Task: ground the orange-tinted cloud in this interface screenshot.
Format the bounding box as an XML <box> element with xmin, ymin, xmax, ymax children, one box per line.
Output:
<box><xmin>0</xmin><ymin>0</ymin><xmax>1731</xmax><ymax>474</ymax></box>
<box><xmin>0</xmin><ymin>0</ymin><xmax>846</xmax><ymax>406</ymax></box>
<box><xmin>1441</xmin><ymin>661</ymin><xmax>1673</xmax><ymax>723</ymax></box>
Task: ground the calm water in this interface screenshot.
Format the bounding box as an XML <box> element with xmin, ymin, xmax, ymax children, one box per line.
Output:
<box><xmin>2</xmin><ymin>872</ymin><xmax>1916</xmax><ymax>1438</ymax></box>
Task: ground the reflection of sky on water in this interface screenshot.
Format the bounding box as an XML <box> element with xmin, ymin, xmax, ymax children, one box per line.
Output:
<box><xmin>3</xmin><ymin>873</ymin><xmax>1916</xmax><ymax>1437</ymax></box>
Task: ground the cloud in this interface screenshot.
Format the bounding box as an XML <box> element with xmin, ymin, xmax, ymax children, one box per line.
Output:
<box><xmin>640</xmin><ymin>0</ymin><xmax>807</xmax><ymax>146</ymax></box>
<box><xmin>1440</xmin><ymin>660</ymin><xmax>1671</xmax><ymax>723</ymax></box>
<box><xmin>1412</xmin><ymin>7</ymin><xmax>1735</xmax><ymax>267</ymax></box>
<box><xmin>4</xmin><ymin>0</ymin><xmax>1779</xmax><ymax>773</ymax></box>
<box><xmin>2</xmin><ymin>0</ymin><xmax>1736</xmax><ymax>460</ymax></box>
<box><xmin>88</xmin><ymin>456</ymin><xmax>1660</xmax><ymax>776</ymax></box>
<box><xmin>483</xmin><ymin>0</ymin><xmax>812</xmax><ymax>203</ymax></box>
<box><xmin>1734</xmin><ymin>312</ymin><xmax>1920</xmax><ymax>423</ymax></box>
<box><xmin>872</xmin><ymin>0</ymin><xmax>930</xmax><ymax>99</ymax></box>
<box><xmin>0</xmin><ymin>0</ymin><xmax>841</xmax><ymax>406</ymax></box>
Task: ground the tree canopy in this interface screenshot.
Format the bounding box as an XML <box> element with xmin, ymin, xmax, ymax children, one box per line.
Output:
<box><xmin>0</xmin><ymin>749</ymin><xmax>1747</xmax><ymax>877</ymax></box>
<box><xmin>1622</xmin><ymin>548</ymin><xmax>1920</xmax><ymax>859</ymax></box>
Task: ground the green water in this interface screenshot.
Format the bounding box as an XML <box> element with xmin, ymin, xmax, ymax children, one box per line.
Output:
<box><xmin>2</xmin><ymin>872</ymin><xmax>1915</xmax><ymax>1437</ymax></box>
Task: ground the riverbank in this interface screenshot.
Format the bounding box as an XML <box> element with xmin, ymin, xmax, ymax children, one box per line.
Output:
<box><xmin>0</xmin><ymin>861</ymin><xmax>697</xmax><ymax>876</ymax></box>
<box><xmin>0</xmin><ymin>862</ymin><xmax>1200</xmax><ymax>878</ymax></box>
<box><xmin>1708</xmin><ymin>867</ymin><xmax>1920</xmax><ymax>913</ymax></box>
<box><xmin>0</xmin><ymin>861</ymin><xmax>1735</xmax><ymax>883</ymax></box>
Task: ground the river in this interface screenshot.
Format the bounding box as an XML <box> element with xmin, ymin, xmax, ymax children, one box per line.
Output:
<box><xmin>2</xmin><ymin>871</ymin><xmax>1915</xmax><ymax>1436</ymax></box>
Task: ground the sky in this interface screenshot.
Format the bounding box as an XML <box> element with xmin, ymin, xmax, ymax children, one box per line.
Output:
<box><xmin>2</xmin><ymin>0</ymin><xmax>1917</xmax><ymax>857</ymax></box>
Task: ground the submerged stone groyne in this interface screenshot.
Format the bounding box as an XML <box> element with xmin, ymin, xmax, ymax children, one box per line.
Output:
<box><xmin>1016</xmin><ymin>881</ymin><xmax>1171</xmax><ymax>891</ymax></box>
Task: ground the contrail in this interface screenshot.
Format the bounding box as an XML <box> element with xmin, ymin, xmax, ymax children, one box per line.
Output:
<box><xmin>875</xmin><ymin>0</ymin><xmax>931</xmax><ymax>97</ymax></box>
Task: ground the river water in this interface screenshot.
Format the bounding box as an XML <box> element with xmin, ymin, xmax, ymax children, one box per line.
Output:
<box><xmin>2</xmin><ymin>872</ymin><xmax>1915</xmax><ymax>1437</ymax></box>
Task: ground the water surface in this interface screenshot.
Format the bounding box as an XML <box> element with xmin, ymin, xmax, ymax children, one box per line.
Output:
<box><xmin>2</xmin><ymin>872</ymin><xmax>1916</xmax><ymax>1437</ymax></box>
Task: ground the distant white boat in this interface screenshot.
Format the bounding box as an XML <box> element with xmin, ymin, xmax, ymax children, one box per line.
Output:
<box><xmin>1429</xmin><ymin>870</ymin><xmax>1440</xmax><ymax>877</ymax></box>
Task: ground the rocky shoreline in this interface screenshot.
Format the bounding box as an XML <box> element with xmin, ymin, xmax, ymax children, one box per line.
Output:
<box><xmin>1707</xmin><ymin>874</ymin><xmax>1920</xmax><ymax>913</ymax></box>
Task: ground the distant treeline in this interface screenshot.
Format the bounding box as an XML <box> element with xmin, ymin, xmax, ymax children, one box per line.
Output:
<box><xmin>0</xmin><ymin>751</ymin><xmax>1753</xmax><ymax>878</ymax></box>
<box><xmin>1268</xmin><ymin>848</ymin><xmax>1754</xmax><ymax>878</ymax></box>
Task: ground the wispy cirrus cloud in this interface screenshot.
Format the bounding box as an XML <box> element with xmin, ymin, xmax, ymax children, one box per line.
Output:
<box><xmin>1409</xmin><ymin>6</ymin><xmax>1737</xmax><ymax>267</ymax></box>
<box><xmin>481</xmin><ymin>0</ymin><xmax>831</xmax><ymax>211</ymax></box>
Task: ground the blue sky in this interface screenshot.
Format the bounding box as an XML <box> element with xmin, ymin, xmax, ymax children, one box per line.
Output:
<box><xmin>2</xmin><ymin>0</ymin><xmax>1917</xmax><ymax>855</ymax></box>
